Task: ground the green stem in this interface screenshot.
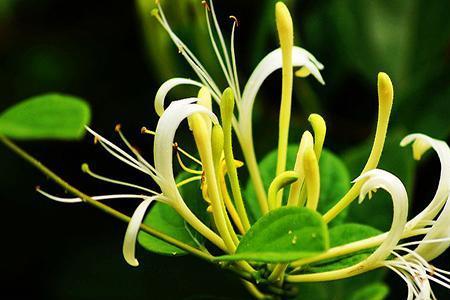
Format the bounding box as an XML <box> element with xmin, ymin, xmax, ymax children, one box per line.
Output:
<box><xmin>0</xmin><ymin>135</ymin><xmax>213</xmax><ymax>262</ymax></box>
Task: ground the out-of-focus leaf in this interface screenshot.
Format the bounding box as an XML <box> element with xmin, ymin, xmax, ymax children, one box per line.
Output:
<box><xmin>296</xmin><ymin>270</ymin><xmax>388</xmax><ymax>300</ymax></box>
<box><xmin>0</xmin><ymin>93</ymin><xmax>90</xmax><ymax>140</ymax></box>
<box><xmin>245</xmin><ymin>146</ymin><xmax>350</xmax><ymax>225</ymax></box>
<box><xmin>350</xmin><ymin>282</ymin><xmax>389</xmax><ymax>300</ymax></box>
<box><xmin>216</xmin><ymin>207</ymin><xmax>328</xmax><ymax>262</ymax></box>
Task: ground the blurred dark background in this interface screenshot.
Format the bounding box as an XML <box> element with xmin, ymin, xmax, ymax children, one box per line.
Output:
<box><xmin>1</xmin><ymin>0</ymin><xmax>449</xmax><ymax>299</ymax></box>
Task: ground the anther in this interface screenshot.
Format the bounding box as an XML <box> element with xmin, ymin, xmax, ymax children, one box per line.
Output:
<box><xmin>150</xmin><ymin>8</ymin><xmax>159</xmax><ymax>17</ymax></box>
<box><xmin>81</xmin><ymin>163</ymin><xmax>90</xmax><ymax>173</ymax></box>
<box><xmin>202</xmin><ymin>1</ymin><xmax>210</xmax><ymax>11</ymax></box>
<box><xmin>93</xmin><ymin>136</ymin><xmax>100</xmax><ymax>144</ymax></box>
<box><xmin>229</xmin><ymin>15</ymin><xmax>239</xmax><ymax>27</ymax></box>
<box><xmin>115</xmin><ymin>123</ymin><xmax>122</xmax><ymax>132</ymax></box>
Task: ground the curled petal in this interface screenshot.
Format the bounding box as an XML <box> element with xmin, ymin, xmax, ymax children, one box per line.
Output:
<box><xmin>154</xmin><ymin>98</ymin><xmax>218</xmax><ymax>199</ymax></box>
<box><xmin>355</xmin><ymin>169</ymin><xmax>409</xmax><ymax>264</ymax></box>
<box><xmin>400</xmin><ymin>134</ymin><xmax>450</xmax><ymax>229</ymax></box>
<box><xmin>240</xmin><ymin>47</ymin><xmax>324</xmax><ymax>133</ymax></box>
<box><xmin>123</xmin><ymin>197</ymin><xmax>156</xmax><ymax>267</ymax></box>
<box><xmin>287</xmin><ymin>170</ymin><xmax>409</xmax><ymax>283</ymax></box>
<box><xmin>154</xmin><ymin>78</ymin><xmax>203</xmax><ymax>117</ymax></box>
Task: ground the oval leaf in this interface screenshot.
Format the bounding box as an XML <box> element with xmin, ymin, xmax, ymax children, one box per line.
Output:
<box><xmin>245</xmin><ymin>146</ymin><xmax>350</xmax><ymax>225</ymax></box>
<box><xmin>0</xmin><ymin>93</ymin><xmax>91</xmax><ymax>140</ymax></box>
<box><xmin>138</xmin><ymin>170</ymin><xmax>208</xmax><ymax>255</ymax></box>
<box><xmin>216</xmin><ymin>207</ymin><xmax>329</xmax><ymax>262</ymax></box>
<box><xmin>301</xmin><ymin>223</ymin><xmax>382</xmax><ymax>273</ymax></box>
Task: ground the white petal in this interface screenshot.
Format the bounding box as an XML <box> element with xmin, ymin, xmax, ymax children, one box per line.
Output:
<box><xmin>415</xmin><ymin>194</ymin><xmax>450</xmax><ymax>261</ymax></box>
<box><xmin>355</xmin><ymin>169</ymin><xmax>409</xmax><ymax>264</ymax></box>
<box><xmin>400</xmin><ymin>134</ymin><xmax>450</xmax><ymax>229</ymax></box>
<box><xmin>154</xmin><ymin>78</ymin><xmax>203</xmax><ymax>117</ymax></box>
<box><xmin>123</xmin><ymin>197</ymin><xmax>155</xmax><ymax>267</ymax></box>
<box><xmin>153</xmin><ymin>99</ymin><xmax>218</xmax><ymax>199</ymax></box>
<box><xmin>239</xmin><ymin>46</ymin><xmax>324</xmax><ymax>134</ymax></box>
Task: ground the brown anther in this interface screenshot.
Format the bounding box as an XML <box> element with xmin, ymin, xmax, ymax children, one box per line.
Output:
<box><xmin>429</xmin><ymin>265</ymin><xmax>436</xmax><ymax>276</ymax></box>
<box><xmin>93</xmin><ymin>136</ymin><xmax>100</xmax><ymax>144</ymax></box>
<box><xmin>202</xmin><ymin>1</ymin><xmax>210</xmax><ymax>11</ymax></box>
<box><xmin>229</xmin><ymin>15</ymin><xmax>239</xmax><ymax>27</ymax></box>
<box><xmin>172</xmin><ymin>142</ymin><xmax>179</xmax><ymax>151</ymax></box>
<box><xmin>114</xmin><ymin>123</ymin><xmax>122</xmax><ymax>132</ymax></box>
<box><xmin>133</xmin><ymin>145</ymin><xmax>142</xmax><ymax>154</ymax></box>
<box><xmin>141</xmin><ymin>126</ymin><xmax>148</xmax><ymax>134</ymax></box>
<box><xmin>35</xmin><ymin>185</ymin><xmax>41</xmax><ymax>191</ymax></box>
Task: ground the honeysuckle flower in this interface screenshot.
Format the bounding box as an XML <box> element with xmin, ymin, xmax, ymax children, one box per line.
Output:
<box><xmin>34</xmin><ymin>1</ymin><xmax>450</xmax><ymax>299</ymax></box>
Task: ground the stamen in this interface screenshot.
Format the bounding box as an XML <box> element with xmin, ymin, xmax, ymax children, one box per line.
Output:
<box><xmin>81</xmin><ymin>163</ymin><xmax>158</xmax><ymax>195</ymax></box>
<box><xmin>114</xmin><ymin>124</ymin><xmax>159</xmax><ymax>176</ymax></box>
<box><xmin>154</xmin><ymin>2</ymin><xmax>222</xmax><ymax>99</ymax></box>
<box><xmin>203</xmin><ymin>2</ymin><xmax>236</xmax><ymax>97</ymax></box>
<box><xmin>295</xmin><ymin>66</ymin><xmax>311</xmax><ymax>78</ymax></box>
<box><xmin>176</xmin><ymin>175</ymin><xmax>202</xmax><ymax>187</ymax></box>
<box><xmin>287</xmin><ymin>131</ymin><xmax>313</xmax><ymax>206</ymax></box>
<box><xmin>147</xmin><ymin>124</ymin><xmax>203</xmax><ymax>168</ymax></box>
<box><xmin>304</xmin><ymin>147</ymin><xmax>320</xmax><ymax>211</ymax></box>
<box><xmin>86</xmin><ymin>126</ymin><xmax>154</xmax><ymax>176</ymax></box>
<box><xmin>220</xmin><ymin>88</ymin><xmax>252</xmax><ymax>229</ymax></box>
<box><xmin>209</xmin><ymin>1</ymin><xmax>238</xmax><ymax>97</ymax></box>
<box><xmin>308</xmin><ymin>114</ymin><xmax>326</xmax><ymax>159</ymax></box>
<box><xmin>323</xmin><ymin>72</ymin><xmax>394</xmax><ymax>223</ymax></box>
<box><xmin>176</xmin><ymin>151</ymin><xmax>203</xmax><ymax>175</ymax></box>
<box><xmin>218</xmin><ymin>167</ymin><xmax>245</xmax><ymax>235</ymax></box>
<box><xmin>189</xmin><ymin>110</ymin><xmax>236</xmax><ymax>252</ymax></box>
<box><xmin>268</xmin><ymin>171</ymin><xmax>299</xmax><ymax>210</ymax></box>
<box><xmin>229</xmin><ymin>15</ymin><xmax>242</xmax><ymax>103</ymax></box>
<box><xmin>275</xmin><ymin>2</ymin><xmax>294</xmax><ymax>179</ymax></box>
<box><xmin>37</xmin><ymin>187</ymin><xmax>152</xmax><ymax>204</ymax></box>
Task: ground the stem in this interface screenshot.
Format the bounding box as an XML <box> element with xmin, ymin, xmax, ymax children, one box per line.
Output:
<box><xmin>268</xmin><ymin>263</ymin><xmax>288</xmax><ymax>285</ymax></box>
<box><xmin>0</xmin><ymin>135</ymin><xmax>213</xmax><ymax>262</ymax></box>
<box><xmin>242</xmin><ymin>281</ymin><xmax>270</xmax><ymax>300</ymax></box>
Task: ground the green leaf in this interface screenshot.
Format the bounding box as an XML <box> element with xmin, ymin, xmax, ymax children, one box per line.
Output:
<box><xmin>138</xmin><ymin>170</ymin><xmax>208</xmax><ymax>255</ymax></box>
<box><xmin>296</xmin><ymin>270</ymin><xmax>388</xmax><ymax>300</ymax></box>
<box><xmin>216</xmin><ymin>207</ymin><xmax>329</xmax><ymax>262</ymax></box>
<box><xmin>350</xmin><ymin>282</ymin><xmax>389</xmax><ymax>300</ymax></box>
<box><xmin>301</xmin><ymin>223</ymin><xmax>381</xmax><ymax>273</ymax></box>
<box><xmin>245</xmin><ymin>146</ymin><xmax>350</xmax><ymax>225</ymax></box>
<box><xmin>0</xmin><ymin>93</ymin><xmax>90</xmax><ymax>140</ymax></box>
<box><xmin>329</xmin><ymin>223</ymin><xmax>382</xmax><ymax>247</ymax></box>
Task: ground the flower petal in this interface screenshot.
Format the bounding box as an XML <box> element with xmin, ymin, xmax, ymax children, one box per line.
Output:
<box><xmin>355</xmin><ymin>169</ymin><xmax>409</xmax><ymax>264</ymax></box>
<box><xmin>154</xmin><ymin>78</ymin><xmax>203</xmax><ymax>117</ymax></box>
<box><xmin>123</xmin><ymin>197</ymin><xmax>155</xmax><ymax>267</ymax></box>
<box><xmin>400</xmin><ymin>134</ymin><xmax>450</xmax><ymax>229</ymax></box>
<box><xmin>240</xmin><ymin>46</ymin><xmax>324</xmax><ymax>129</ymax></box>
<box><xmin>414</xmin><ymin>195</ymin><xmax>450</xmax><ymax>261</ymax></box>
<box><xmin>153</xmin><ymin>99</ymin><xmax>218</xmax><ymax>200</ymax></box>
